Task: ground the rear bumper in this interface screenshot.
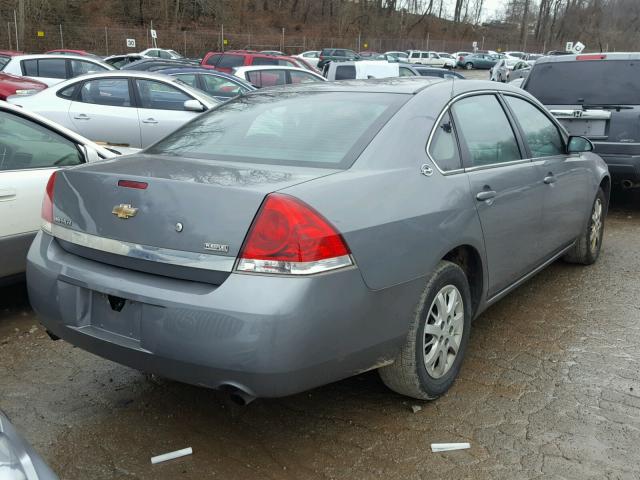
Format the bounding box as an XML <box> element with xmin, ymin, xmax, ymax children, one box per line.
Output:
<box><xmin>27</xmin><ymin>232</ymin><xmax>420</xmax><ymax>398</ymax></box>
<box><xmin>595</xmin><ymin>151</ymin><xmax>640</xmax><ymax>183</ymax></box>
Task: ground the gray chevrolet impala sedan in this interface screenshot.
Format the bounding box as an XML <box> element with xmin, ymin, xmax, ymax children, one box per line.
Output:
<box><xmin>27</xmin><ymin>78</ymin><xmax>609</xmax><ymax>402</ymax></box>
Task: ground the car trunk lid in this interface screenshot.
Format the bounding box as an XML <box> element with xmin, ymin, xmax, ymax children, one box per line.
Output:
<box><xmin>51</xmin><ymin>154</ymin><xmax>338</xmax><ymax>281</ymax></box>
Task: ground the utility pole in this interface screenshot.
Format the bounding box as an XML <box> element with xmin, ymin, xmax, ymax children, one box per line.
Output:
<box><xmin>7</xmin><ymin>23</ymin><xmax>11</xmax><ymax>50</ymax></box>
<box><xmin>13</xmin><ymin>10</ymin><xmax>18</xmax><ymax>51</ymax></box>
<box><xmin>59</xmin><ymin>24</ymin><xmax>64</xmax><ymax>49</ymax></box>
<box><xmin>520</xmin><ymin>0</ymin><xmax>530</xmax><ymax>51</ymax></box>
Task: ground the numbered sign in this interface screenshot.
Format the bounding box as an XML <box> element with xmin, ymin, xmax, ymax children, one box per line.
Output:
<box><xmin>150</xmin><ymin>29</ymin><xmax>157</xmax><ymax>39</ymax></box>
<box><xmin>126</xmin><ymin>38</ymin><xmax>136</xmax><ymax>48</ymax></box>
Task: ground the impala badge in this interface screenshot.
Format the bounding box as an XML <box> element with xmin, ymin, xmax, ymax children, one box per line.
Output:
<box><xmin>112</xmin><ymin>204</ymin><xmax>138</xmax><ymax>219</ymax></box>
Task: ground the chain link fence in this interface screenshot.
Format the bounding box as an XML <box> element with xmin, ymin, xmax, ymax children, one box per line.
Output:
<box><xmin>0</xmin><ymin>23</ymin><xmax>559</xmax><ymax>58</ymax></box>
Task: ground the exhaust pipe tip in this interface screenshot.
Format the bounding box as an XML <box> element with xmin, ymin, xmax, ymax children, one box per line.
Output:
<box><xmin>46</xmin><ymin>330</ymin><xmax>60</xmax><ymax>341</ymax></box>
<box><xmin>219</xmin><ymin>384</ymin><xmax>256</xmax><ymax>406</ymax></box>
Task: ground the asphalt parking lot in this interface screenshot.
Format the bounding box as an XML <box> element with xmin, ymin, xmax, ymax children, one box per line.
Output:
<box><xmin>0</xmin><ymin>187</ymin><xmax>638</xmax><ymax>480</ymax></box>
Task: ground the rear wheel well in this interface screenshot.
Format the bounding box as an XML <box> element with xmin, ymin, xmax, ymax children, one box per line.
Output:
<box><xmin>443</xmin><ymin>246</ymin><xmax>483</xmax><ymax>316</ymax></box>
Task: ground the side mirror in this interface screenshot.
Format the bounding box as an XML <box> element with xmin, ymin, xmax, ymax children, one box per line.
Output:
<box><xmin>567</xmin><ymin>136</ymin><xmax>594</xmax><ymax>154</ymax></box>
<box><xmin>183</xmin><ymin>99</ymin><xmax>205</xmax><ymax>112</ymax></box>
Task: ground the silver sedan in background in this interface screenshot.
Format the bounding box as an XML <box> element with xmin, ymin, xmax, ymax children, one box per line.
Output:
<box><xmin>8</xmin><ymin>71</ymin><xmax>219</xmax><ymax>148</ymax></box>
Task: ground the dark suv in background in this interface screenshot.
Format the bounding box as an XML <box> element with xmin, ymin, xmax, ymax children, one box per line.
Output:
<box><xmin>317</xmin><ymin>48</ymin><xmax>359</xmax><ymax>69</ymax></box>
<box><xmin>524</xmin><ymin>52</ymin><xmax>640</xmax><ymax>188</ymax></box>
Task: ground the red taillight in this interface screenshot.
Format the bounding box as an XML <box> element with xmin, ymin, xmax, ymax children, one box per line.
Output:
<box><xmin>41</xmin><ymin>171</ymin><xmax>57</xmax><ymax>233</ymax></box>
<box><xmin>458</xmin><ymin>56</ymin><xmax>464</xmax><ymax>61</ymax></box>
<box><xmin>577</xmin><ymin>54</ymin><xmax>606</xmax><ymax>61</ymax></box>
<box><xmin>118</xmin><ymin>179</ymin><xmax>148</xmax><ymax>190</ymax></box>
<box><xmin>237</xmin><ymin>193</ymin><xmax>352</xmax><ymax>275</ymax></box>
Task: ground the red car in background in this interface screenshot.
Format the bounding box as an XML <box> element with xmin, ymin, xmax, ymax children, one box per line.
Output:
<box><xmin>45</xmin><ymin>49</ymin><xmax>91</xmax><ymax>55</ymax></box>
<box><xmin>0</xmin><ymin>73</ymin><xmax>47</xmax><ymax>100</ymax></box>
<box><xmin>201</xmin><ymin>51</ymin><xmax>302</xmax><ymax>73</ymax></box>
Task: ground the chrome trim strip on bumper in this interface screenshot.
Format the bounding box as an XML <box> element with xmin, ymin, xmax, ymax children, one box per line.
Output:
<box><xmin>50</xmin><ymin>225</ymin><xmax>235</xmax><ymax>272</ymax></box>
<box><xmin>549</xmin><ymin>109</ymin><xmax>612</xmax><ymax>120</ymax></box>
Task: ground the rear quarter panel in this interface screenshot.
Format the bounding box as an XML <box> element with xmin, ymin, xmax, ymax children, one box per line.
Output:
<box><xmin>284</xmin><ymin>82</ymin><xmax>486</xmax><ymax>293</ymax></box>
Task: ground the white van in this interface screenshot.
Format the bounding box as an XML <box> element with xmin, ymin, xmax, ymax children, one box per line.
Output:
<box><xmin>324</xmin><ymin>61</ymin><xmax>416</xmax><ymax>80</ymax></box>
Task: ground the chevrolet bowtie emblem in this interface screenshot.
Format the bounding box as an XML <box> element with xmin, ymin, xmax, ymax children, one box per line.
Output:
<box><xmin>112</xmin><ymin>204</ymin><xmax>138</xmax><ymax>219</ymax></box>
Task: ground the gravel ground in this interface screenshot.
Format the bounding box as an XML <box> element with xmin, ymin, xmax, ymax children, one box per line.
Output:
<box><xmin>1</xmin><ymin>185</ymin><xmax>639</xmax><ymax>480</ymax></box>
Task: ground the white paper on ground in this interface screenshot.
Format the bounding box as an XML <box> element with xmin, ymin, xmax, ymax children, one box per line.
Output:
<box><xmin>151</xmin><ymin>447</ymin><xmax>193</xmax><ymax>464</ymax></box>
<box><xmin>430</xmin><ymin>442</ymin><xmax>470</xmax><ymax>452</ymax></box>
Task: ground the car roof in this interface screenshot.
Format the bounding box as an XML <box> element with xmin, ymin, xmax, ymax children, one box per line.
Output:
<box><xmin>535</xmin><ymin>52</ymin><xmax>640</xmax><ymax>64</ymax></box>
<box><xmin>10</xmin><ymin>53</ymin><xmax>108</xmax><ymax>62</ymax></box>
<box><xmin>234</xmin><ymin>65</ymin><xmax>319</xmax><ymax>73</ymax></box>
<box><xmin>156</xmin><ymin>66</ymin><xmax>237</xmax><ymax>77</ymax></box>
<box><xmin>247</xmin><ymin>77</ymin><xmax>445</xmax><ymax>95</ymax></box>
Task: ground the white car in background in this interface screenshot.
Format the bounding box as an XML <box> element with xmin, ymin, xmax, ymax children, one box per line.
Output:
<box><xmin>294</xmin><ymin>50</ymin><xmax>321</xmax><ymax>68</ymax></box>
<box><xmin>504</xmin><ymin>51</ymin><xmax>526</xmax><ymax>60</ymax></box>
<box><xmin>406</xmin><ymin>50</ymin><xmax>448</xmax><ymax>68</ymax></box>
<box><xmin>437</xmin><ymin>52</ymin><xmax>457</xmax><ymax>69</ymax></box>
<box><xmin>139</xmin><ymin>48</ymin><xmax>183</xmax><ymax>59</ymax></box>
<box><xmin>233</xmin><ymin>65</ymin><xmax>325</xmax><ymax>88</ymax></box>
<box><xmin>0</xmin><ymin>101</ymin><xmax>120</xmax><ymax>283</ymax></box>
<box><xmin>384</xmin><ymin>51</ymin><xmax>409</xmax><ymax>60</ymax></box>
<box><xmin>8</xmin><ymin>71</ymin><xmax>219</xmax><ymax>148</ymax></box>
<box><xmin>1</xmin><ymin>54</ymin><xmax>114</xmax><ymax>86</ymax></box>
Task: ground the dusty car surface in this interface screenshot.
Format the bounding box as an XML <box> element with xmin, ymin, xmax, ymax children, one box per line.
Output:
<box><xmin>26</xmin><ymin>78</ymin><xmax>609</xmax><ymax>403</ymax></box>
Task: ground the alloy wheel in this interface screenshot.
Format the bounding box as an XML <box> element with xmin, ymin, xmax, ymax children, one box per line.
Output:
<box><xmin>423</xmin><ymin>285</ymin><xmax>464</xmax><ymax>379</ymax></box>
<box><xmin>590</xmin><ymin>197</ymin><xmax>603</xmax><ymax>254</ymax></box>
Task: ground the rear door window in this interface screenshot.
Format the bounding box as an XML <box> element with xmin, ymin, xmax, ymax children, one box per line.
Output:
<box><xmin>174</xmin><ymin>73</ymin><xmax>198</xmax><ymax>88</ymax></box>
<box><xmin>335</xmin><ymin>65</ymin><xmax>356</xmax><ymax>80</ymax></box>
<box><xmin>205</xmin><ymin>54</ymin><xmax>221</xmax><ymax>66</ymax></box>
<box><xmin>246</xmin><ymin>70</ymin><xmax>287</xmax><ymax>88</ymax></box>
<box><xmin>79</xmin><ymin>78</ymin><xmax>132</xmax><ymax>107</ymax></box>
<box><xmin>289</xmin><ymin>70</ymin><xmax>321</xmax><ymax>84</ymax></box>
<box><xmin>526</xmin><ymin>59</ymin><xmax>640</xmax><ymax>105</ymax></box>
<box><xmin>505</xmin><ymin>95</ymin><xmax>564</xmax><ymax>157</ymax></box>
<box><xmin>22</xmin><ymin>59</ymin><xmax>38</xmax><ymax>76</ymax></box>
<box><xmin>36</xmin><ymin>59</ymin><xmax>67</xmax><ymax>78</ymax></box>
<box><xmin>217</xmin><ymin>55</ymin><xmax>244</xmax><ymax>68</ymax></box>
<box><xmin>451</xmin><ymin>94</ymin><xmax>522</xmax><ymax>167</ymax></box>
<box><xmin>70</xmin><ymin>60</ymin><xmax>107</xmax><ymax>76</ymax></box>
<box><xmin>200</xmin><ymin>75</ymin><xmax>245</xmax><ymax>97</ymax></box>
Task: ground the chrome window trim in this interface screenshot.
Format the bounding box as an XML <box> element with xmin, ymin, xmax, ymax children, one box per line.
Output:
<box><xmin>426</xmin><ymin>89</ymin><xmax>531</xmax><ymax>175</ymax></box>
<box><xmin>50</xmin><ymin>224</ymin><xmax>235</xmax><ymax>272</ymax></box>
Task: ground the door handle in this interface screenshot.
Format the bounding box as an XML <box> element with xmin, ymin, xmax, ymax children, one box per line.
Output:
<box><xmin>142</xmin><ymin>118</ymin><xmax>158</xmax><ymax>124</ymax></box>
<box><xmin>476</xmin><ymin>190</ymin><xmax>497</xmax><ymax>201</ymax></box>
<box><xmin>73</xmin><ymin>113</ymin><xmax>90</xmax><ymax>120</ymax></box>
<box><xmin>0</xmin><ymin>188</ymin><xmax>16</xmax><ymax>201</ymax></box>
<box><xmin>544</xmin><ymin>174</ymin><xmax>557</xmax><ymax>184</ymax></box>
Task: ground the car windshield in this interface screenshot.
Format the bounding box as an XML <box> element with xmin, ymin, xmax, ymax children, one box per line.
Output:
<box><xmin>146</xmin><ymin>91</ymin><xmax>408</xmax><ymax>168</ymax></box>
<box><xmin>526</xmin><ymin>59</ymin><xmax>640</xmax><ymax>105</ymax></box>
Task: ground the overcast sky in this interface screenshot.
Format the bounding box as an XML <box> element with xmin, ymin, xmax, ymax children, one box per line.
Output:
<box><xmin>481</xmin><ymin>0</ymin><xmax>505</xmax><ymax>20</ymax></box>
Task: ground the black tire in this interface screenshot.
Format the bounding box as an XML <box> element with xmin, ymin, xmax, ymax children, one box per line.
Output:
<box><xmin>379</xmin><ymin>261</ymin><xmax>472</xmax><ymax>400</ymax></box>
<box><xmin>564</xmin><ymin>187</ymin><xmax>607</xmax><ymax>265</ymax></box>
<box><xmin>465</xmin><ymin>62</ymin><xmax>473</xmax><ymax>70</ymax></box>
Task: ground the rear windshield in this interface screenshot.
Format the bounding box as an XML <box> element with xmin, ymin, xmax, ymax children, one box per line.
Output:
<box><xmin>526</xmin><ymin>59</ymin><xmax>640</xmax><ymax>105</ymax></box>
<box><xmin>146</xmin><ymin>91</ymin><xmax>408</xmax><ymax>168</ymax></box>
<box><xmin>0</xmin><ymin>55</ymin><xmax>9</xmax><ymax>70</ymax></box>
